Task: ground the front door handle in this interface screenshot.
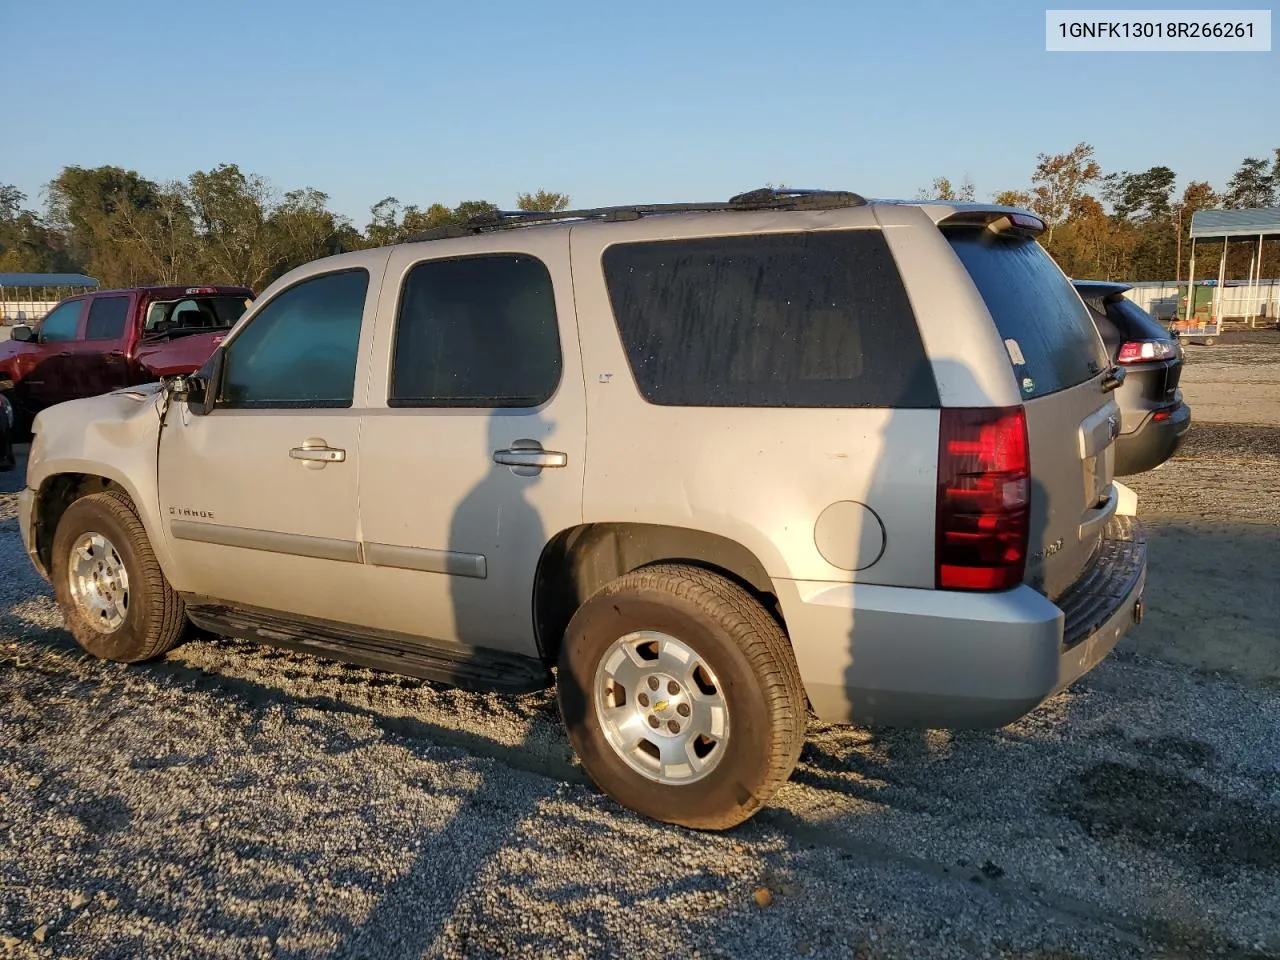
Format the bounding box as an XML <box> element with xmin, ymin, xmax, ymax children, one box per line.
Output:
<box><xmin>493</xmin><ymin>444</ymin><xmax>568</xmax><ymax>470</ymax></box>
<box><xmin>290</xmin><ymin>438</ymin><xmax>346</xmax><ymax>468</ymax></box>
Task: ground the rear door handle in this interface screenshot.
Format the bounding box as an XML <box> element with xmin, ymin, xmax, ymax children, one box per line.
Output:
<box><xmin>493</xmin><ymin>446</ymin><xmax>568</xmax><ymax>469</ymax></box>
<box><xmin>290</xmin><ymin>438</ymin><xmax>346</xmax><ymax>467</ymax></box>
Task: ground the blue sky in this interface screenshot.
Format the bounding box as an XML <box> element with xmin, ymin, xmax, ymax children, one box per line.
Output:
<box><xmin>5</xmin><ymin>0</ymin><xmax>1276</xmax><ymax>225</ymax></box>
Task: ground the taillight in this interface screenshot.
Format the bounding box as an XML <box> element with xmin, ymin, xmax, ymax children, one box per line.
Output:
<box><xmin>1116</xmin><ymin>339</ymin><xmax>1177</xmax><ymax>364</ymax></box>
<box><xmin>936</xmin><ymin>407</ymin><xmax>1030</xmax><ymax>591</ymax></box>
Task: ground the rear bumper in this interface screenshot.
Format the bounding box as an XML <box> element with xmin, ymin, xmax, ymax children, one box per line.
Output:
<box><xmin>1116</xmin><ymin>402</ymin><xmax>1190</xmax><ymax>476</ymax></box>
<box><xmin>777</xmin><ymin>516</ymin><xmax>1147</xmax><ymax>728</ymax></box>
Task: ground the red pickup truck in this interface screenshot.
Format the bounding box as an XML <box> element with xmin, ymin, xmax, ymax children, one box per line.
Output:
<box><xmin>0</xmin><ymin>284</ymin><xmax>253</xmax><ymax>433</ymax></box>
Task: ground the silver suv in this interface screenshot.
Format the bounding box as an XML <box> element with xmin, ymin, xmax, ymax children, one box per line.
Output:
<box><xmin>16</xmin><ymin>188</ymin><xmax>1147</xmax><ymax>830</ymax></box>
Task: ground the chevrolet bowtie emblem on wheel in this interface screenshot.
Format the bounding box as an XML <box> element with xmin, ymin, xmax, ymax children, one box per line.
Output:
<box><xmin>654</xmin><ymin>699</ymin><xmax>670</xmax><ymax>712</ymax></box>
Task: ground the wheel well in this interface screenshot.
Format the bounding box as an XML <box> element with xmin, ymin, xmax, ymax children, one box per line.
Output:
<box><xmin>533</xmin><ymin>523</ymin><xmax>784</xmax><ymax>663</ymax></box>
<box><xmin>34</xmin><ymin>474</ymin><xmax>130</xmax><ymax>570</ymax></box>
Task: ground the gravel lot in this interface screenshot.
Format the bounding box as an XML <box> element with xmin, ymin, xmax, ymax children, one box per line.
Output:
<box><xmin>3</xmin><ymin>336</ymin><xmax>1279</xmax><ymax>960</ymax></box>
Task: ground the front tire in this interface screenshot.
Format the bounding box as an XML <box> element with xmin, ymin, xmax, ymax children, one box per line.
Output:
<box><xmin>557</xmin><ymin>564</ymin><xmax>807</xmax><ymax>830</ymax></box>
<box><xmin>50</xmin><ymin>491</ymin><xmax>187</xmax><ymax>663</ymax></box>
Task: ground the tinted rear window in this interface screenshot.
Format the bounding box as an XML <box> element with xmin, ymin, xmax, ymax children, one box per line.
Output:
<box><xmin>601</xmin><ymin>230</ymin><xmax>939</xmax><ymax>408</ymax></box>
<box><xmin>1109</xmin><ymin>297</ymin><xmax>1172</xmax><ymax>341</ymax></box>
<box><xmin>946</xmin><ymin>231</ymin><xmax>1108</xmax><ymax>399</ymax></box>
<box><xmin>85</xmin><ymin>296</ymin><xmax>130</xmax><ymax>340</ymax></box>
<box><xmin>145</xmin><ymin>295</ymin><xmax>250</xmax><ymax>333</ymax></box>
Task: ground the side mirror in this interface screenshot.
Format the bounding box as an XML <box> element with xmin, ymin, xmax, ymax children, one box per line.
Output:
<box><xmin>10</xmin><ymin>324</ymin><xmax>34</xmax><ymax>343</ymax></box>
<box><xmin>187</xmin><ymin>348</ymin><xmax>224</xmax><ymax>416</ymax></box>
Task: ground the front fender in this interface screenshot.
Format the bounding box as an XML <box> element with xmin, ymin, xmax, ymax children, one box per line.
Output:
<box><xmin>28</xmin><ymin>388</ymin><xmax>187</xmax><ymax>589</ymax></box>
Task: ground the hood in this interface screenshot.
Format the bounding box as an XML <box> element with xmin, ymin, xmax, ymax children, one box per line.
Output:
<box><xmin>108</xmin><ymin>381</ymin><xmax>165</xmax><ymax>400</ymax></box>
<box><xmin>0</xmin><ymin>337</ymin><xmax>40</xmax><ymax>363</ymax></box>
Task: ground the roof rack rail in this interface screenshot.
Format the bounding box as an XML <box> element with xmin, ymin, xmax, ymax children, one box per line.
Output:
<box><xmin>405</xmin><ymin>187</ymin><xmax>868</xmax><ymax>242</ymax></box>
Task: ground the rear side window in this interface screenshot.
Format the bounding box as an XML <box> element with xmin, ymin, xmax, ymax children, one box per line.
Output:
<box><xmin>85</xmin><ymin>296</ymin><xmax>130</xmax><ymax>340</ymax></box>
<box><xmin>946</xmin><ymin>232</ymin><xmax>1108</xmax><ymax>399</ymax></box>
<box><xmin>390</xmin><ymin>254</ymin><xmax>561</xmax><ymax>408</ymax></box>
<box><xmin>601</xmin><ymin>230</ymin><xmax>939</xmax><ymax>408</ymax></box>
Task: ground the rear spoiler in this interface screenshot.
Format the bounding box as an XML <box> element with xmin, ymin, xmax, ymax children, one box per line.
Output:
<box><xmin>935</xmin><ymin>207</ymin><xmax>1047</xmax><ymax>239</ymax></box>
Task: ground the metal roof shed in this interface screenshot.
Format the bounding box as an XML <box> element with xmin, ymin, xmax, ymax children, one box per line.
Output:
<box><xmin>0</xmin><ymin>273</ymin><xmax>99</xmax><ymax>287</ymax></box>
<box><xmin>0</xmin><ymin>273</ymin><xmax>98</xmax><ymax>325</ymax></box>
<box><xmin>1189</xmin><ymin>208</ymin><xmax>1280</xmax><ymax>328</ymax></box>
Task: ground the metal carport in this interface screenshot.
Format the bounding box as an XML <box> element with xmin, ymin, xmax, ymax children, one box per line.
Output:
<box><xmin>1188</xmin><ymin>207</ymin><xmax>1280</xmax><ymax>331</ymax></box>
<box><xmin>0</xmin><ymin>273</ymin><xmax>99</xmax><ymax>324</ymax></box>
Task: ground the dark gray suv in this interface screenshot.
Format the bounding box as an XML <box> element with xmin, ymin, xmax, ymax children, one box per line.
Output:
<box><xmin>1075</xmin><ymin>279</ymin><xmax>1192</xmax><ymax>475</ymax></box>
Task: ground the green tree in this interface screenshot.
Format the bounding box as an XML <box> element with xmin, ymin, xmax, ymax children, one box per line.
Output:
<box><xmin>269</xmin><ymin>187</ymin><xmax>352</xmax><ymax>273</ymax></box>
<box><xmin>993</xmin><ymin>189</ymin><xmax>1034</xmax><ymax>208</ymax></box>
<box><xmin>184</xmin><ymin>163</ymin><xmax>278</xmax><ymax>288</ymax></box>
<box><xmin>1103</xmin><ymin>166</ymin><xmax>1176</xmax><ymax>221</ymax></box>
<box><xmin>0</xmin><ymin>185</ymin><xmax>79</xmax><ymax>274</ymax></box>
<box><xmin>1223</xmin><ymin>154</ymin><xmax>1275</xmax><ymax>208</ymax></box>
<box><xmin>516</xmin><ymin>190</ymin><xmax>571</xmax><ymax>212</ymax></box>
<box><xmin>46</xmin><ymin>165</ymin><xmax>165</xmax><ymax>285</ymax></box>
<box><xmin>1172</xmin><ymin>181</ymin><xmax>1218</xmax><ymax>280</ymax></box>
<box><xmin>0</xmin><ymin>184</ymin><xmax>25</xmax><ymax>222</ymax></box>
<box><xmin>108</xmin><ymin>181</ymin><xmax>201</xmax><ymax>284</ymax></box>
<box><xmin>365</xmin><ymin>196</ymin><xmax>406</xmax><ymax>247</ymax></box>
<box><xmin>1029</xmin><ymin>143</ymin><xmax>1103</xmax><ymax>243</ymax></box>
<box><xmin>915</xmin><ymin>176</ymin><xmax>976</xmax><ymax>201</ymax></box>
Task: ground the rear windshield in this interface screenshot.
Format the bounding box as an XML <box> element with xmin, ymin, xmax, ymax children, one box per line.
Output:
<box><xmin>1109</xmin><ymin>297</ymin><xmax>1172</xmax><ymax>341</ymax></box>
<box><xmin>601</xmin><ymin>230</ymin><xmax>940</xmax><ymax>408</ymax></box>
<box><xmin>144</xmin><ymin>295</ymin><xmax>250</xmax><ymax>335</ymax></box>
<box><xmin>946</xmin><ymin>231</ymin><xmax>1108</xmax><ymax>399</ymax></box>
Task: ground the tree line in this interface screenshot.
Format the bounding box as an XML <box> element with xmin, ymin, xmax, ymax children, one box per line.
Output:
<box><xmin>3</xmin><ymin>146</ymin><xmax>1278</xmax><ymax>293</ymax></box>
<box><xmin>0</xmin><ymin>165</ymin><xmax>570</xmax><ymax>291</ymax></box>
<box><xmin>920</xmin><ymin>143</ymin><xmax>1280</xmax><ymax>283</ymax></box>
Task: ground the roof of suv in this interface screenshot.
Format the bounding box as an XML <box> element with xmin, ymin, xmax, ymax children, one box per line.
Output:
<box><xmin>397</xmin><ymin>187</ymin><xmax>1047</xmax><ymax>245</ymax></box>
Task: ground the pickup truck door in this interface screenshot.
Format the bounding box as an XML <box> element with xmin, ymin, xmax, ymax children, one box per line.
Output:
<box><xmin>77</xmin><ymin>294</ymin><xmax>136</xmax><ymax>395</ymax></box>
<box><xmin>354</xmin><ymin>238</ymin><xmax>586</xmax><ymax>657</ymax></box>
<box><xmin>157</xmin><ymin>255</ymin><xmax>389</xmax><ymax>623</ymax></box>
<box><xmin>22</xmin><ymin>298</ymin><xmax>87</xmax><ymax>409</ymax></box>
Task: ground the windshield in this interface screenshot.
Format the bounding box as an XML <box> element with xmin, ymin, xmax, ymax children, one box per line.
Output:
<box><xmin>144</xmin><ymin>296</ymin><xmax>250</xmax><ymax>336</ymax></box>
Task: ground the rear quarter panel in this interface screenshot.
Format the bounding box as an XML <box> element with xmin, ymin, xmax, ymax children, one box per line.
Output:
<box><xmin>570</xmin><ymin>208</ymin><xmax>943</xmax><ymax>589</ymax></box>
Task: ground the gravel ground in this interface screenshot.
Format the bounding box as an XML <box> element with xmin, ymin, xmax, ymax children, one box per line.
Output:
<box><xmin>2</xmin><ymin>343</ymin><xmax>1279</xmax><ymax>960</ymax></box>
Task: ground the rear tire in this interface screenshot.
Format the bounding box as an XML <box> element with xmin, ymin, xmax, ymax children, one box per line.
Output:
<box><xmin>50</xmin><ymin>491</ymin><xmax>187</xmax><ymax>663</ymax></box>
<box><xmin>557</xmin><ymin>563</ymin><xmax>807</xmax><ymax>830</ymax></box>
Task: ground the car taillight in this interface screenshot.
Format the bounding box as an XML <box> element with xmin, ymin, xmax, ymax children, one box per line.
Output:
<box><xmin>936</xmin><ymin>407</ymin><xmax>1030</xmax><ymax>591</ymax></box>
<box><xmin>1116</xmin><ymin>339</ymin><xmax>1177</xmax><ymax>364</ymax></box>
